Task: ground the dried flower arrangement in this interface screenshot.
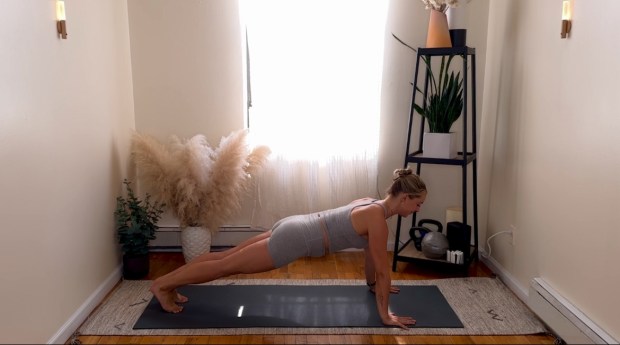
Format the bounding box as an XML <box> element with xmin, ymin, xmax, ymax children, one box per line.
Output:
<box><xmin>420</xmin><ymin>0</ymin><xmax>461</xmax><ymax>13</ymax></box>
<box><xmin>130</xmin><ymin>129</ymin><xmax>270</xmax><ymax>234</ymax></box>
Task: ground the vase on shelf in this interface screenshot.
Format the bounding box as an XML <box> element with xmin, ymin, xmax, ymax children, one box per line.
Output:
<box><xmin>180</xmin><ymin>226</ymin><xmax>212</xmax><ymax>263</ymax></box>
<box><xmin>426</xmin><ymin>9</ymin><xmax>452</xmax><ymax>48</ymax></box>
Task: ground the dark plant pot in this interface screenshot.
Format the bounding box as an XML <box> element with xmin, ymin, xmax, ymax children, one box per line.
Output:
<box><xmin>449</xmin><ymin>29</ymin><xmax>467</xmax><ymax>47</ymax></box>
<box><xmin>123</xmin><ymin>253</ymin><xmax>150</xmax><ymax>280</ymax></box>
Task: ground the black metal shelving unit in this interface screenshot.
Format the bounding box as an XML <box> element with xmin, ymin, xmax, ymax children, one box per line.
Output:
<box><xmin>392</xmin><ymin>46</ymin><xmax>479</xmax><ymax>273</ymax></box>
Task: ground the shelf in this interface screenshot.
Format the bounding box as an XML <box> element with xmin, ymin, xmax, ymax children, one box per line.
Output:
<box><xmin>406</xmin><ymin>151</ymin><xmax>476</xmax><ymax>166</ymax></box>
<box><xmin>392</xmin><ymin>45</ymin><xmax>479</xmax><ymax>274</ymax></box>
<box><xmin>417</xmin><ymin>46</ymin><xmax>476</xmax><ymax>56</ymax></box>
<box><xmin>395</xmin><ymin>240</ymin><xmax>477</xmax><ymax>266</ymax></box>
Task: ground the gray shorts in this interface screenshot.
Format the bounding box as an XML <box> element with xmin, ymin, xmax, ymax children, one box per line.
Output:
<box><xmin>267</xmin><ymin>214</ymin><xmax>326</xmax><ymax>268</ymax></box>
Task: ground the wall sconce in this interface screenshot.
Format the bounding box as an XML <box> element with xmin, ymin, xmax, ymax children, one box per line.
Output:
<box><xmin>56</xmin><ymin>0</ymin><xmax>67</xmax><ymax>39</ymax></box>
<box><xmin>561</xmin><ymin>0</ymin><xmax>572</xmax><ymax>39</ymax></box>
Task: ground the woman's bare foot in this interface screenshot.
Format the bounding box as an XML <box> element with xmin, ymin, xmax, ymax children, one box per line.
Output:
<box><xmin>175</xmin><ymin>290</ymin><xmax>188</xmax><ymax>303</ymax></box>
<box><xmin>150</xmin><ymin>282</ymin><xmax>183</xmax><ymax>313</ymax></box>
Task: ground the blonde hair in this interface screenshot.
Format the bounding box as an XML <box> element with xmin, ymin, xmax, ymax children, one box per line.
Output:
<box><xmin>386</xmin><ymin>168</ymin><xmax>427</xmax><ymax>198</ymax></box>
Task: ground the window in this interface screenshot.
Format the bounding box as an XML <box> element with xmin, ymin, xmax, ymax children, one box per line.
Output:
<box><xmin>239</xmin><ymin>0</ymin><xmax>388</xmax><ymax>226</ymax></box>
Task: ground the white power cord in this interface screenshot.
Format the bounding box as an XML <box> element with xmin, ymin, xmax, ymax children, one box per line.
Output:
<box><xmin>480</xmin><ymin>230</ymin><xmax>512</xmax><ymax>259</ymax></box>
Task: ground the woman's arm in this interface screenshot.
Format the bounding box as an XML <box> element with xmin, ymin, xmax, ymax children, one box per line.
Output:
<box><xmin>363</xmin><ymin>247</ymin><xmax>376</xmax><ymax>286</ymax></box>
<box><xmin>364</xmin><ymin>247</ymin><xmax>401</xmax><ymax>294</ymax></box>
<box><xmin>365</xmin><ymin>210</ymin><xmax>416</xmax><ymax>329</ymax></box>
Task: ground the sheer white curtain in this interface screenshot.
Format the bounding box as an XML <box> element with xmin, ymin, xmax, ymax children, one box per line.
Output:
<box><xmin>240</xmin><ymin>0</ymin><xmax>387</xmax><ymax>228</ymax></box>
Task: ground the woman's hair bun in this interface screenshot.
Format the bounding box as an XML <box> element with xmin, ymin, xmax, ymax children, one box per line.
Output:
<box><xmin>393</xmin><ymin>168</ymin><xmax>413</xmax><ymax>179</ymax></box>
<box><xmin>387</xmin><ymin>167</ymin><xmax>426</xmax><ymax>197</ymax></box>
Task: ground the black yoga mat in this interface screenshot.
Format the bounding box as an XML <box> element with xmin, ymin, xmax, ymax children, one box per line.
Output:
<box><xmin>134</xmin><ymin>284</ymin><xmax>463</xmax><ymax>329</ymax></box>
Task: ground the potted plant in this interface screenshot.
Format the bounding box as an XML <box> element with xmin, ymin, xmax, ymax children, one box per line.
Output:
<box><xmin>130</xmin><ymin>129</ymin><xmax>270</xmax><ymax>263</ymax></box>
<box><xmin>115</xmin><ymin>179</ymin><xmax>165</xmax><ymax>279</ymax></box>
<box><xmin>413</xmin><ymin>54</ymin><xmax>464</xmax><ymax>158</ymax></box>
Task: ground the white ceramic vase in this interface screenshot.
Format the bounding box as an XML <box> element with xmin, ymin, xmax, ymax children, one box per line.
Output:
<box><xmin>180</xmin><ymin>226</ymin><xmax>212</xmax><ymax>263</ymax></box>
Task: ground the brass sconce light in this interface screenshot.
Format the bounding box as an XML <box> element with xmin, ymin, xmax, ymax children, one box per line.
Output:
<box><xmin>56</xmin><ymin>0</ymin><xmax>67</xmax><ymax>39</ymax></box>
<box><xmin>561</xmin><ymin>0</ymin><xmax>572</xmax><ymax>39</ymax></box>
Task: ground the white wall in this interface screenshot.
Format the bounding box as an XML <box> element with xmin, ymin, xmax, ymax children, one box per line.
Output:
<box><xmin>0</xmin><ymin>0</ymin><xmax>135</xmax><ymax>343</ymax></box>
<box><xmin>127</xmin><ymin>0</ymin><xmax>244</xmax><ymax>142</ymax></box>
<box><xmin>481</xmin><ymin>0</ymin><xmax>620</xmax><ymax>340</ymax></box>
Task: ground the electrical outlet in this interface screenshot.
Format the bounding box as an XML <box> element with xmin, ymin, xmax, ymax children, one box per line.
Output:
<box><xmin>510</xmin><ymin>224</ymin><xmax>516</xmax><ymax>245</ymax></box>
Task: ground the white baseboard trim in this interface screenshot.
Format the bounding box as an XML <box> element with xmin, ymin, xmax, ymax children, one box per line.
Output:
<box><xmin>478</xmin><ymin>248</ymin><xmax>529</xmax><ymax>303</ymax></box>
<box><xmin>48</xmin><ymin>266</ymin><xmax>122</xmax><ymax>344</ymax></box>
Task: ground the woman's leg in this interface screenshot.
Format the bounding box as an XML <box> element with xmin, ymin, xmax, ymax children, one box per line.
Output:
<box><xmin>150</xmin><ymin>235</ymin><xmax>277</xmax><ymax>313</ymax></box>
<box><xmin>187</xmin><ymin>230</ymin><xmax>272</xmax><ymax>264</ymax></box>
<box><xmin>160</xmin><ymin>230</ymin><xmax>273</xmax><ymax>303</ymax></box>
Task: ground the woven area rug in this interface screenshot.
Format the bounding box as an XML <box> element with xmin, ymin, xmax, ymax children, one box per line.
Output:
<box><xmin>77</xmin><ymin>277</ymin><xmax>548</xmax><ymax>336</ymax></box>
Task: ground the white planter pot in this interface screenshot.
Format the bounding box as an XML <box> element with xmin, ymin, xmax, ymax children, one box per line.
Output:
<box><xmin>423</xmin><ymin>132</ymin><xmax>458</xmax><ymax>159</ymax></box>
<box><xmin>447</xmin><ymin>1</ymin><xmax>470</xmax><ymax>47</ymax></box>
<box><xmin>180</xmin><ymin>226</ymin><xmax>212</xmax><ymax>263</ymax></box>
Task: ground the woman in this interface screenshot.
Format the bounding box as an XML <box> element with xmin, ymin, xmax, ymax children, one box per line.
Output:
<box><xmin>150</xmin><ymin>168</ymin><xmax>427</xmax><ymax>329</ymax></box>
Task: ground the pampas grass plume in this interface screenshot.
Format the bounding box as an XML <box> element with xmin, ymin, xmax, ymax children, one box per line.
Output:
<box><xmin>131</xmin><ymin>132</ymin><xmax>176</xmax><ymax>206</ymax></box>
<box><xmin>130</xmin><ymin>129</ymin><xmax>270</xmax><ymax>232</ymax></box>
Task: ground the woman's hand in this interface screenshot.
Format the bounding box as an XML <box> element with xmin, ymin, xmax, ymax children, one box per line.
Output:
<box><xmin>370</xmin><ymin>285</ymin><xmax>400</xmax><ymax>294</ymax></box>
<box><xmin>382</xmin><ymin>312</ymin><xmax>416</xmax><ymax>329</ymax></box>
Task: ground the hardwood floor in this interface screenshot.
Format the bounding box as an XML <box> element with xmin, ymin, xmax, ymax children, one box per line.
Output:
<box><xmin>71</xmin><ymin>250</ymin><xmax>556</xmax><ymax>344</ymax></box>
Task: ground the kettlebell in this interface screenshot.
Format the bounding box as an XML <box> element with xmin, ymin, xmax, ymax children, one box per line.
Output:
<box><xmin>419</xmin><ymin>219</ymin><xmax>449</xmax><ymax>259</ymax></box>
<box><xmin>409</xmin><ymin>219</ymin><xmax>443</xmax><ymax>251</ymax></box>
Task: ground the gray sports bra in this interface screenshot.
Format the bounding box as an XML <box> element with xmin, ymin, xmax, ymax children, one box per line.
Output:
<box><xmin>321</xmin><ymin>199</ymin><xmax>387</xmax><ymax>252</ymax></box>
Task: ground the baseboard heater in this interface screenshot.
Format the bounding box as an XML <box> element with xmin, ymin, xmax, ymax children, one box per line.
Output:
<box><xmin>528</xmin><ymin>278</ymin><xmax>616</xmax><ymax>344</ymax></box>
<box><xmin>149</xmin><ymin>226</ymin><xmax>264</xmax><ymax>249</ymax></box>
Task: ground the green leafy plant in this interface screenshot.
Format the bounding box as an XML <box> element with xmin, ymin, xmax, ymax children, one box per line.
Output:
<box><xmin>413</xmin><ymin>55</ymin><xmax>464</xmax><ymax>133</ymax></box>
<box><xmin>115</xmin><ymin>179</ymin><xmax>165</xmax><ymax>256</ymax></box>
